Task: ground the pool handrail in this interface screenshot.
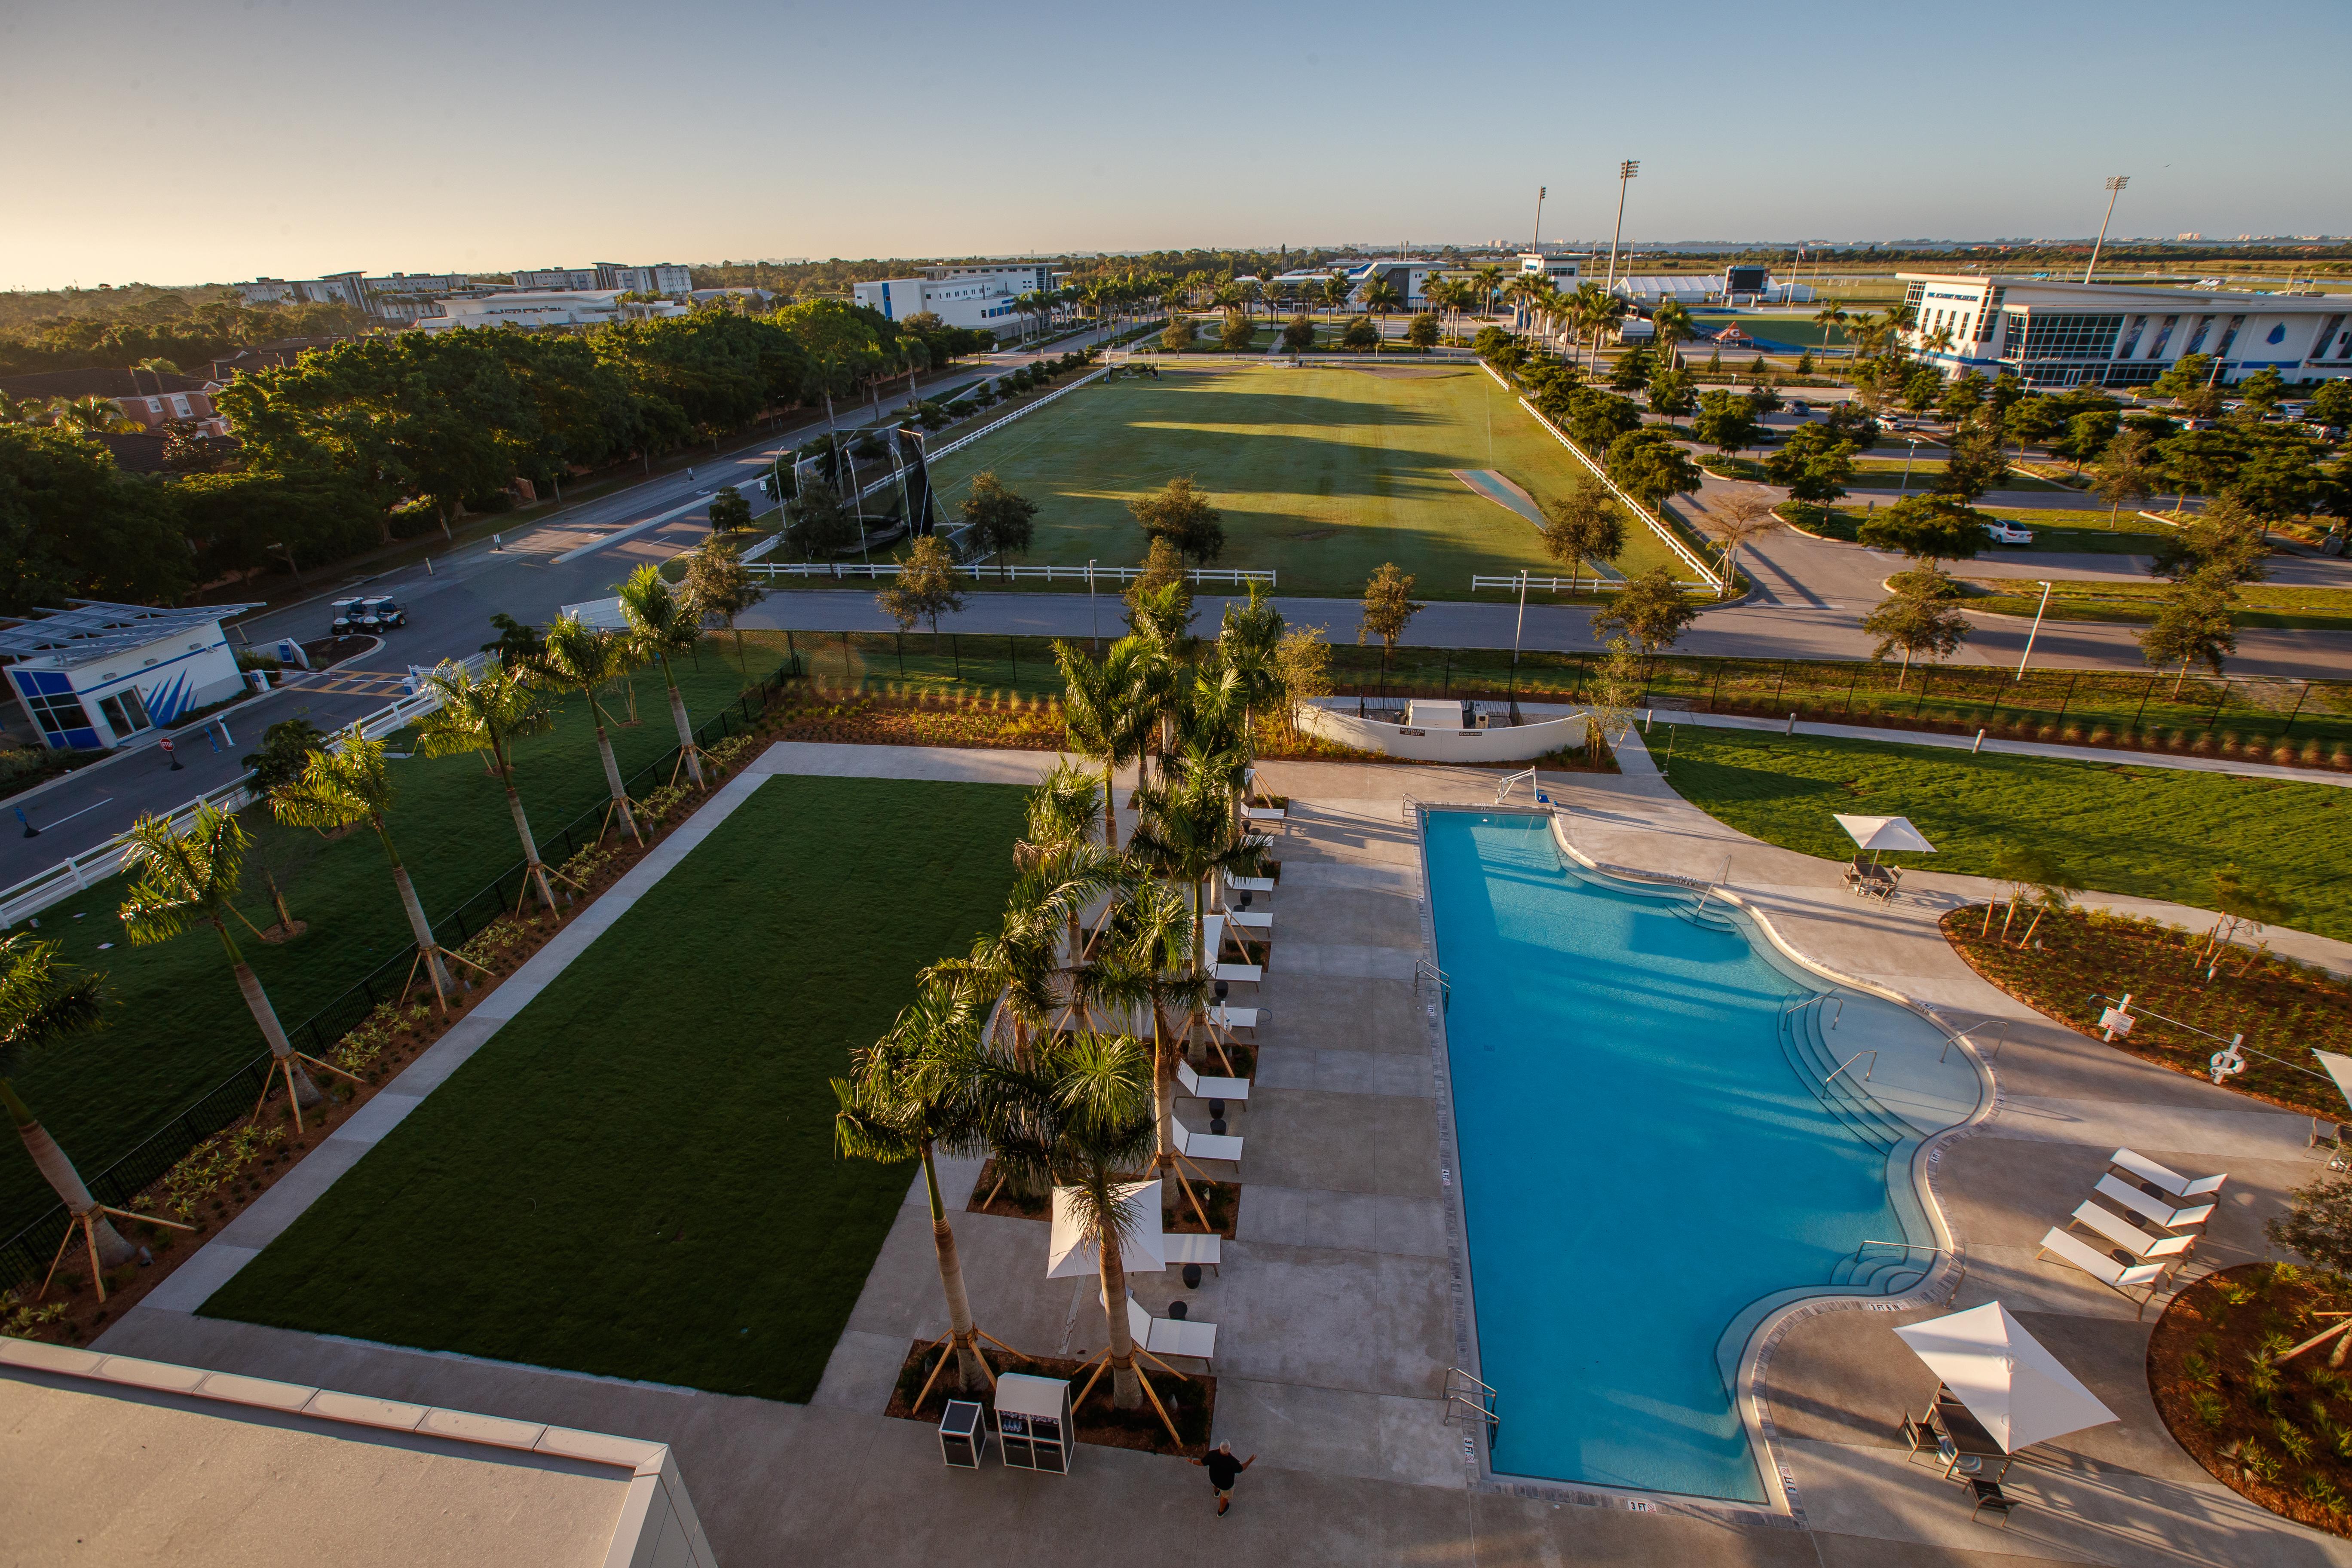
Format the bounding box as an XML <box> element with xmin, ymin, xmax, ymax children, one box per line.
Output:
<box><xmin>1822</xmin><ymin>1049</ymin><xmax>1877</xmax><ymax>1088</ymax></box>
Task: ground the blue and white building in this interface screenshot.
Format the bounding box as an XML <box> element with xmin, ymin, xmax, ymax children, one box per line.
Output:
<box><xmin>1</xmin><ymin>600</ymin><xmax>260</xmax><ymax>751</ymax></box>
<box><xmin>852</xmin><ymin>273</ymin><xmax>1031</xmax><ymax>329</ymax></box>
<box><xmin>1899</xmin><ymin>273</ymin><xmax>2352</xmax><ymax>389</ymax></box>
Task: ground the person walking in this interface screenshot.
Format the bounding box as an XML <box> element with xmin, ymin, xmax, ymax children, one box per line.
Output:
<box><xmin>1191</xmin><ymin>1441</ymin><xmax>1256</xmax><ymax>1515</ymax></box>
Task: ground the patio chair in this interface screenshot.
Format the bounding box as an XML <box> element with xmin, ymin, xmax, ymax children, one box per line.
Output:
<box><xmin>1968</xmin><ymin>1479</ymin><xmax>2017</xmax><ymax>1527</ymax></box>
<box><xmin>1208</xmin><ymin>1004</ymin><xmax>1261</xmax><ymax>1034</ymax></box>
<box><xmin>2092</xmin><ymin>1174</ymin><xmax>2213</xmax><ymax>1232</ymax></box>
<box><xmin>1171</xmin><ymin>1118</ymin><xmax>1243</xmax><ymax>1165</ymax></box>
<box><xmin>2109</xmin><ymin>1148</ymin><xmax>2226</xmax><ymax>1200</ymax></box>
<box><xmin>2067</xmin><ymin>1200</ymin><xmax>2197</xmax><ymax>1262</ymax></box>
<box><xmin>1128</xmin><ymin>1291</ymin><xmax>1217</xmax><ymax>1361</ymax></box>
<box><xmin>2034</xmin><ymin>1228</ymin><xmax>2174</xmax><ymax>1318</ymax></box>
<box><xmin>1177</xmin><ymin>1058</ymin><xmax>1251</xmax><ymax>1105</ymax></box>
<box><xmin>2315</xmin><ymin>1119</ymin><xmax>2349</xmax><ymax>1172</ymax></box>
<box><xmin>1163</xmin><ymin>1231</ymin><xmax>1221</xmax><ymax>1277</ymax></box>
<box><xmin>1223</xmin><ymin>867</ymin><xmax>1276</xmax><ymax>897</ymax></box>
<box><xmin>1899</xmin><ymin>1414</ymin><xmax>1936</xmax><ymax>1464</ymax></box>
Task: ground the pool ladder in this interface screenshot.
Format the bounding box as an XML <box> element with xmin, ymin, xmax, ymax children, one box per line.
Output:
<box><xmin>1414</xmin><ymin>958</ymin><xmax>1452</xmax><ymax>1013</ymax></box>
<box><xmin>1444</xmin><ymin>1368</ymin><xmax>1499</xmax><ymax>1434</ymax></box>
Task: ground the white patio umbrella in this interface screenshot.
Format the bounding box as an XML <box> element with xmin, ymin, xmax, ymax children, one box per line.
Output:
<box><xmin>2315</xmin><ymin>1051</ymin><xmax>2352</xmax><ymax>1112</ymax></box>
<box><xmin>1834</xmin><ymin>814</ymin><xmax>1937</xmax><ymax>866</ymax></box>
<box><xmin>1047</xmin><ymin>1180</ymin><xmax>1166</xmax><ymax>1280</ymax></box>
<box><xmin>1893</xmin><ymin>1302</ymin><xmax>2118</xmax><ymax>1455</ymax></box>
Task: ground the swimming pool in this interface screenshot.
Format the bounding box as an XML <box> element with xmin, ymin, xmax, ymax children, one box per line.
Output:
<box><xmin>1424</xmin><ymin>811</ymin><xmax>1970</xmax><ymax>1502</ymax></box>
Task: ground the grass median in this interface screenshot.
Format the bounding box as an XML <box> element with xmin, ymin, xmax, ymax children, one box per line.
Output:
<box><xmin>1959</xmin><ymin>579</ymin><xmax>2352</xmax><ymax>631</ymax></box>
<box><xmin>1657</xmin><ymin>726</ymin><xmax>2352</xmax><ymax>939</ymax></box>
<box><xmin>202</xmin><ymin>772</ymin><xmax>1030</xmax><ymax>1401</ymax></box>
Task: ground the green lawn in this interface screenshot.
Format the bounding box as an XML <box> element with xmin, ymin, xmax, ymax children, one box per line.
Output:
<box><xmin>0</xmin><ymin>649</ymin><xmax>774</xmax><ymax>1239</ymax></box>
<box><xmin>1960</xmin><ymin>579</ymin><xmax>2352</xmax><ymax>631</ymax></box>
<box><xmin>203</xmin><ymin>773</ymin><xmax>1030</xmax><ymax>1400</ymax></box>
<box><xmin>1660</xmin><ymin>728</ymin><xmax>2352</xmax><ymax>939</ymax></box>
<box><xmin>1800</xmin><ymin>504</ymin><xmax>2169</xmax><ymax>555</ymax></box>
<box><xmin>1847</xmin><ymin>459</ymin><xmax>2073</xmax><ymax>494</ymax></box>
<box><xmin>921</xmin><ymin>363</ymin><xmax>1689</xmax><ymax>596</ymax></box>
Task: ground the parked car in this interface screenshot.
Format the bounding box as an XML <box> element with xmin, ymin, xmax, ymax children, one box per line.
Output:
<box><xmin>1982</xmin><ymin>520</ymin><xmax>2035</xmax><ymax>546</ymax></box>
<box><xmin>329</xmin><ymin>597</ymin><xmax>366</xmax><ymax>635</ymax></box>
<box><xmin>356</xmin><ymin>595</ymin><xmax>407</xmax><ymax>630</ymax></box>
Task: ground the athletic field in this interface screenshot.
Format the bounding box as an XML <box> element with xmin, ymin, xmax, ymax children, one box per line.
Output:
<box><xmin>925</xmin><ymin>364</ymin><xmax>1687</xmax><ymax>597</ymax></box>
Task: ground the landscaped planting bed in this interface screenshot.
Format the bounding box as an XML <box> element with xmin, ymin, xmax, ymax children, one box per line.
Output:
<box><xmin>1942</xmin><ymin>906</ymin><xmax>2352</xmax><ymax>1116</ymax></box>
<box><xmin>2149</xmin><ymin>1262</ymin><xmax>2352</xmax><ymax>1535</ymax></box>
<box><xmin>200</xmin><ymin>773</ymin><xmax>1034</xmax><ymax>1403</ymax></box>
<box><xmin>884</xmin><ymin>1338</ymin><xmax>1217</xmax><ymax>1458</ymax></box>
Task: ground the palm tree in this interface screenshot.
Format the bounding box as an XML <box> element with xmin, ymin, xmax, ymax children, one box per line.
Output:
<box><xmin>1652</xmin><ymin>301</ymin><xmax>1697</xmax><ymax>370</ymax></box>
<box><xmin>413</xmin><ymin>659</ymin><xmax>564</xmax><ymax>915</ymax></box>
<box><xmin>1361</xmin><ymin>278</ymin><xmax>1404</xmax><ymax>349</ymax></box>
<box><xmin>1127</xmin><ymin>763</ymin><xmax>1268</xmax><ymax>1085</ymax></box>
<box><xmin>1500</xmin><ymin>273</ymin><xmax>1544</xmax><ymax>333</ymax></box>
<box><xmin>532</xmin><ymin>615</ymin><xmax>645</xmax><ymax>846</ymax></box>
<box><xmin>1812</xmin><ymin>301</ymin><xmax>1850</xmax><ymax>365</ymax></box>
<box><xmin>1320</xmin><ymin>274</ymin><xmax>1352</xmax><ymax>322</ymax></box>
<box><xmin>51</xmin><ymin>395</ymin><xmax>142</xmax><ymax>435</ymax></box>
<box><xmin>120</xmin><ymin>807</ymin><xmax>345</xmax><ymax>1128</ymax></box>
<box><xmin>1019</xmin><ymin>760</ymin><xmax>1108</xmax><ymax>960</ymax></box>
<box><xmin>1579</xmin><ymin>285</ymin><xmax>1629</xmax><ymax>371</ymax></box>
<box><xmin>0</xmin><ymin>934</ymin><xmax>153</xmax><ymax>1280</ymax></box>
<box><xmin>1090</xmin><ymin>880</ymin><xmax>1209</xmax><ymax>1198</ymax></box>
<box><xmin>616</xmin><ymin>564</ymin><xmax>707</xmax><ymax>788</ymax></box>
<box><xmin>270</xmin><ymin>725</ymin><xmax>468</xmax><ymax>1008</ymax></box>
<box><xmin>1054</xmin><ymin>638</ymin><xmax>1152</xmax><ymax>844</ymax></box>
<box><xmin>834</xmin><ymin>982</ymin><xmax>999</xmax><ymax>1396</ymax></box>
<box><xmin>1473</xmin><ymin>264</ymin><xmax>1507</xmax><ymax>318</ymax></box>
<box><xmin>978</xmin><ymin>1030</ymin><xmax>1161</xmax><ymax>1414</ymax></box>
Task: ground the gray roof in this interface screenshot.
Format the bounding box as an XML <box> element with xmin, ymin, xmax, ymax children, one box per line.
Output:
<box><xmin>0</xmin><ymin>599</ymin><xmax>261</xmax><ymax>666</ymax></box>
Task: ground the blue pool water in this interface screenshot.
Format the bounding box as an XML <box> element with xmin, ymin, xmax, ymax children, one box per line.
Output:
<box><xmin>1425</xmin><ymin>812</ymin><xmax>1934</xmax><ymax>1501</ymax></box>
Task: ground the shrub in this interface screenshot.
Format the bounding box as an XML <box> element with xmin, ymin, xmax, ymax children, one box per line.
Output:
<box><xmin>153</xmin><ymin>1123</ymin><xmax>286</xmax><ymax>1219</ymax></box>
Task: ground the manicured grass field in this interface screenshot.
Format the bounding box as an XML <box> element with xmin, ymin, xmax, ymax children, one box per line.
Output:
<box><xmin>204</xmin><ymin>773</ymin><xmax>1030</xmax><ymax>1400</ymax></box>
<box><xmin>922</xmin><ymin>363</ymin><xmax>1689</xmax><ymax>596</ymax></box>
<box><xmin>1660</xmin><ymin>728</ymin><xmax>2352</xmax><ymax>938</ymax></box>
<box><xmin>1803</xmin><ymin>504</ymin><xmax>2169</xmax><ymax>555</ymax></box>
<box><xmin>0</xmin><ymin>649</ymin><xmax>774</xmax><ymax>1238</ymax></box>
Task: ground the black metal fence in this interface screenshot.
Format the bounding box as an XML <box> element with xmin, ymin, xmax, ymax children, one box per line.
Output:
<box><xmin>0</xmin><ymin>654</ymin><xmax>802</xmax><ymax>1293</ymax></box>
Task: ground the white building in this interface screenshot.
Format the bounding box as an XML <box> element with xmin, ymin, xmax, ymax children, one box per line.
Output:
<box><xmin>411</xmin><ymin>291</ymin><xmax>688</xmax><ymax>333</ymax></box>
<box><xmin>1898</xmin><ymin>273</ymin><xmax>2352</xmax><ymax>389</ymax></box>
<box><xmin>233</xmin><ymin>272</ymin><xmax>469</xmax><ymax>323</ymax></box>
<box><xmin>1610</xmin><ymin>274</ymin><xmax>1721</xmax><ymax>306</ymax></box>
<box><xmin>852</xmin><ymin>274</ymin><xmax>1029</xmax><ymax>330</ymax></box>
<box><xmin>1517</xmin><ymin>252</ymin><xmax>1585</xmax><ymax>290</ymax></box>
<box><xmin>595</xmin><ymin>262</ymin><xmax>693</xmax><ymax>294</ymax></box>
<box><xmin>921</xmin><ymin>262</ymin><xmax>1057</xmax><ymax>295</ymax></box>
<box><xmin>512</xmin><ymin>267</ymin><xmax>599</xmax><ymax>291</ymax></box>
<box><xmin>0</xmin><ymin>600</ymin><xmax>261</xmax><ymax>751</ymax></box>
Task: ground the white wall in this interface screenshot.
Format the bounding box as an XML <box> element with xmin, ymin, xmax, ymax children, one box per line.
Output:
<box><xmin>1300</xmin><ymin>701</ymin><xmax>1589</xmax><ymax>763</ymax></box>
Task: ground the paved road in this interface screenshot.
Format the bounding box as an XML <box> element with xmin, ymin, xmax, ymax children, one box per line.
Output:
<box><xmin>0</xmin><ymin>327</ymin><xmax>1127</xmax><ymax>891</ymax></box>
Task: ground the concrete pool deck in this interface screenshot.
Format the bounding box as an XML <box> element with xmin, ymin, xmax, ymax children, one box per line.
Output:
<box><xmin>83</xmin><ymin>740</ymin><xmax>2352</xmax><ymax>1567</ymax></box>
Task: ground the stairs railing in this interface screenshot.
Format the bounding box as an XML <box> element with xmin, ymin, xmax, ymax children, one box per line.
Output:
<box><xmin>1443</xmin><ymin>1367</ymin><xmax>1499</xmax><ymax>1432</ymax></box>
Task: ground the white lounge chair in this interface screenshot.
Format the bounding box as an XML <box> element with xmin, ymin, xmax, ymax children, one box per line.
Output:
<box><xmin>1127</xmin><ymin>1292</ymin><xmax>1217</xmax><ymax>1360</ymax></box>
<box><xmin>1226</xmin><ymin>910</ymin><xmax>1272</xmax><ymax>931</ymax></box>
<box><xmin>1171</xmin><ymin>1119</ymin><xmax>1243</xmax><ymax>1164</ymax></box>
<box><xmin>1203</xmin><ymin>916</ymin><xmax>1262</xmax><ymax>985</ymax></box>
<box><xmin>1223</xmin><ymin>867</ymin><xmax>1276</xmax><ymax>896</ymax></box>
<box><xmin>2035</xmin><ymin>1228</ymin><xmax>2174</xmax><ymax>1318</ymax></box>
<box><xmin>1163</xmin><ymin>1232</ymin><xmax>1222</xmax><ymax>1276</ymax></box>
<box><xmin>2093</xmin><ymin>1174</ymin><xmax>2214</xmax><ymax>1232</ymax></box>
<box><xmin>1177</xmin><ymin>1058</ymin><xmax>1250</xmax><ymax>1104</ymax></box>
<box><xmin>2068</xmin><ymin>1200</ymin><xmax>2197</xmax><ymax>1261</ymax></box>
<box><xmin>2110</xmin><ymin>1148</ymin><xmax>2226</xmax><ymax>1200</ymax></box>
<box><xmin>1208</xmin><ymin>1004</ymin><xmax>1260</xmax><ymax>1033</ymax></box>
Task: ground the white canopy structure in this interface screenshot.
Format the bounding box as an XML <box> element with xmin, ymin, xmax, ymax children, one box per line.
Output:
<box><xmin>1834</xmin><ymin>814</ymin><xmax>1937</xmax><ymax>855</ymax></box>
<box><xmin>1893</xmin><ymin>1302</ymin><xmax>2118</xmax><ymax>1454</ymax></box>
<box><xmin>2315</xmin><ymin>1050</ymin><xmax>2352</xmax><ymax>1112</ymax></box>
<box><xmin>1047</xmin><ymin>1181</ymin><xmax>1165</xmax><ymax>1280</ymax></box>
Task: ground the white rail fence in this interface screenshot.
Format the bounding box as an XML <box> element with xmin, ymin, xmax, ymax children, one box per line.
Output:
<box><xmin>0</xmin><ymin>654</ymin><xmax>487</xmax><ymax>930</ymax></box>
<box><xmin>1469</xmin><ymin>573</ymin><xmax>1624</xmax><ymax>594</ymax></box>
<box><xmin>1476</xmin><ymin>361</ymin><xmax>1726</xmax><ymax>594</ymax></box>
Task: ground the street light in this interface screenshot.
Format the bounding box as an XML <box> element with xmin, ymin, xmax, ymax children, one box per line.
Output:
<box><xmin>1895</xmin><ymin>436</ymin><xmax>1924</xmax><ymax>497</ymax></box>
<box><xmin>1605</xmin><ymin>161</ymin><xmax>1639</xmax><ymax>293</ymax></box>
<box><xmin>2015</xmin><ymin>581</ymin><xmax>2054</xmax><ymax>681</ymax></box>
<box><xmin>2082</xmin><ymin>176</ymin><xmax>2129</xmax><ymax>284</ymax></box>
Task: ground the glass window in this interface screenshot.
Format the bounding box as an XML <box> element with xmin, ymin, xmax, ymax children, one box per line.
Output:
<box><xmin>2006</xmin><ymin>313</ymin><xmax>2122</xmax><ymax>362</ymax></box>
<box><xmin>2184</xmin><ymin>315</ymin><xmax>2215</xmax><ymax>355</ymax></box>
<box><xmin>2117</xmin><ymin>315</ymin><xmax>2148</xmax><ymax>359</ymax></box>
<box><xmin>98</xmin><ymin>689</ymin><xmax>151</xmax><ymax>736</ymax></box>
<box><xmin>2216</xmin><ymin>314</ymin><xmax>2246</xmax><ymax>357</ymax></box>
<box><xmin>16</xmin><ymin>683</ymin><xmax>90</xmax><ymax>739</ymax></box>
<box><xmin>2148</xmin><ymin>315</ymin><xmax>2178</xmax><ymax>359</ymax></box>
<box><xmin>2311</xmin><ymin>315</ymin><xmax>2345</xmax><ymax>360</ymax></box>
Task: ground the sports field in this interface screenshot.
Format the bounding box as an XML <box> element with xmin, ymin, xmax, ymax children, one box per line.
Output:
<box><xmin>925</xmin><ymin>364</ymin><xmax>1689</xmax><ymax>597</ymax></box>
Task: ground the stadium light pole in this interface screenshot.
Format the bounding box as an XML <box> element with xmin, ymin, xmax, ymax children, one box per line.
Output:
<box><xmin>1605</xmin><ymin>161</ymin><xmax>1639</xmax><ymax>292</ymax></box>
<box><xmin>1531</xmin><ymin>186</ymin><xmax>1547</xmax><ymax>251</ymax></box>
<box><xmin>2082</xmin><ymin>177</ymin><xmax>2129</xmax><ymax>284</ymax></box>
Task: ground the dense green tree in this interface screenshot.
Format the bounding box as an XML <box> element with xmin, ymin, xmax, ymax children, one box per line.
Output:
<box><xmin>1592</xmin><ymin>565</ymin><xmax>1700</xmax><ymax>655</ymax></box>
<box><xmin>1857</xmin><ymin>494</ymin><xmax>1988</xmax><ymax>564</ymax></box>
<box><xmin>1341</xmin><ymin>316</ymin><xmax>1380</xmax><ymax>352</ymax></box>
<box><xmin>1537</xmin><ymin>482</ymin><xmax>1626</xmax><ymax>595</ymax></box>
<box><xmin>1128</xmin><ymin>477</ymin><xmax>1224</xmax><ymax>563</ymax></box>
<box><xmin>1357</xmin><ymin>562</ymin><xmax>1424</xmax><ymax>697</ymax></box>
<box><xmin>2140</xmin><ymin>568</ymin><xmax>2239</xmax><ymax>693</ymax></box>
<box><xmin>1690</xmin><ymin>390</ymin><xmax>1761</xmax><ymax>456</ymax></box>
<box><xmin>2052</xmin><ymin>409</ymin><xmax>2119</xmax><ymax>471</ymax></box>
<box><xmin>1604</xmin><ymin>427</ymin><xmax>1703</xmax><ymax>513</ymax></box>
<box><xmin>1218</xmin><ymin>310</ymin><xmax>1255</xmax><ymax>352</ymax></box>
<box><xmin>1934</xmin><ymin>427</ymin><xmax>2011</xmax><ymax>502</ymax></box>
<box><xmin>2151</xmin><ymin>493</ymin><xmax>2268</xmax><ymax>584</ymax></box>
<box><xmin>1765</xmin><ymin>422</ymin><xmax>1857</xmax><ymax>515</ymax></box>
<box><xmin>1646</xmin><ymin>368</ymin><xmax>1696</xmax><ymax>422</ymax></box>
<box><xmin>0</xmin><ymin>424</ymin><xmax>190</xmax><ymax>612</ymax></box>
<box><xmin>1281</xmin><ymin>314</ymin><xmax>1315</xmax><ymax>352</ymax></box>
<box><xmin>1861</xmin><ymin>567</ymin><xmax>1971</xmax><ymax>687</ymax></box>
<box><xmin>1405</xmin><ymin>312</ymin><xmax>1440</xmax><ymax>349</ymax></box>
<box><xmin>958</xmin><ymin>470</ymin><xmax>1039</xmax><ymax>560</ymax></box>
<box><xmin>878</xmin><ymin>535</ymin><xmax>968</xmax><ymax>644</ymax></box>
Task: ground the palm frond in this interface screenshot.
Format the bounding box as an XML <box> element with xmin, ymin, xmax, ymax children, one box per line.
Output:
<box><xmin>0</xmin><ymin>934</ymin><xmax>107</xmax><ymax>1074</ymax></box>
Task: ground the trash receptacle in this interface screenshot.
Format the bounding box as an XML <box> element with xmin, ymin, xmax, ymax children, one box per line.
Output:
<box><xmin>939</xmin><ymin>1399</ymin><xmax>989</xmax><ymax>1469</ymax></box>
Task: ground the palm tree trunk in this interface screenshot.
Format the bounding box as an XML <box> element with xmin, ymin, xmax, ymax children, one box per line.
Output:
<box><xmin>593</xmin><ymin>724</ymin><xmax>643</xmax><ymax>844</ymax></box>
<box><xmin>505</xmin><ymin>783</ymin><xmax>560</xmax><ymax>913</ymax></box>
<box><xmin>1100</xmin><ymin>761</ymin><xmax>1118</xmax><ymax>845</ymax></box>
<box><xmin>230</xmin><ymin>953</ymin><xmax>320</xmax><ymax>1107</ymax></box>
<box><xmin>3</xmin><ymin>1078</ymin><xmax>136</xmax><ymax>1267</ymax></box>
<box><xmin>389</xmin><ymin>856</ymin><xmax>456</xmax><ymax>998</ymax></box>
<box><xmin>1151</xmin><ymin>997</ymin><xmax>1175</xmax><ymax>1166</ymax></box>
<box><xmin>665</xmin><ymin>670</ymin><xmax>705</xmax><ymax>787</ymax></box>
<box><xmin>1098</xmin><ymin>1231</ymin><xmax>1141</xmax><ymax>1409</ymax></box>
<box><xmin>920</xmin><ymin>1143</ymin><xmax>988</xmax><ymax>1394</ymax></box>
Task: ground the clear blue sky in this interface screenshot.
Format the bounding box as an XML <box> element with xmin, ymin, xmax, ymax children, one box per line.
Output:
<box><xmin>9</xmin><ymin>0</ymin><xmax>2349</xmax><ymax>288</ymax></box>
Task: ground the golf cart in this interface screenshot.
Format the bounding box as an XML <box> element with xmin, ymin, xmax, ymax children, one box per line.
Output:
<box><xmin>330</xmin><ymin>597</ymin><xmax>366</xmax><ymax>634</ymax></box>
<box><xmin>356</xmin><ymin>595</ymin><xmax>407</xmax><ymax>631</ymax></box>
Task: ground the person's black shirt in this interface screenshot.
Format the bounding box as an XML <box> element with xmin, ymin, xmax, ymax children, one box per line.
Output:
<box><xmin>1205</xmin><ymin>1451</ymin><xmax>1243</xmax><ymax>1489</ymax></box>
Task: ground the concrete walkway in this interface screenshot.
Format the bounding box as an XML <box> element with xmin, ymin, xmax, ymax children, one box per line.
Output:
<box><xmin>89</xmin><ymin>740</ymin><xmax>2352</xmax><ymax>1567</ymax></box>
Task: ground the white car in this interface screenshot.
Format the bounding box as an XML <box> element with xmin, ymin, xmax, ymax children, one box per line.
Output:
<box><xmin>1983</xmin><ymin>520</ymin><xmax>2034</xmax><ymax>546</ymax></box>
